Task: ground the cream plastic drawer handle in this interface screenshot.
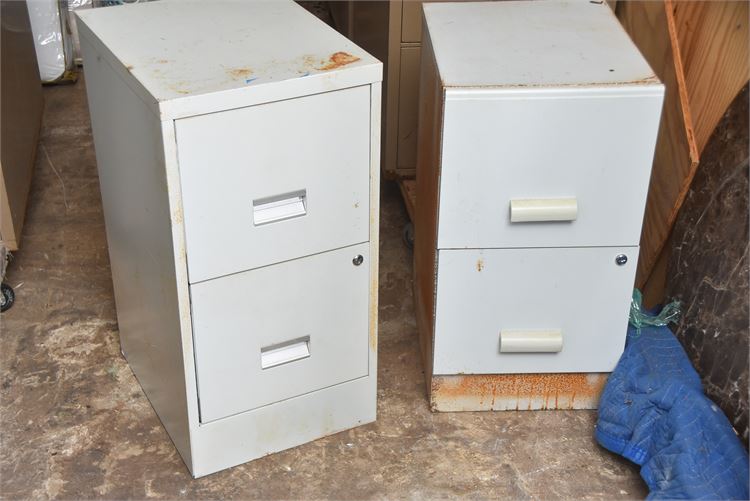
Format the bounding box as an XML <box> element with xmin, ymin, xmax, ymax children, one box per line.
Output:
<box><xmin>509</xmin><ymin>198</ymin><xmax>578</xmax><ymax>223</ymax></box>
<box><xmin>260</xmin><ymin>336</ymin><xmax>310</xmax><ymax>369</ymax></box>
<box><xmin>499</xmin><ymin>330</ymin><xmax>563</xmax><ymax>353</ymax></box>
<box><xmin>253</xmin><ymin>189</ymin><xmax>307</xmax><ymax>226</ymax></box>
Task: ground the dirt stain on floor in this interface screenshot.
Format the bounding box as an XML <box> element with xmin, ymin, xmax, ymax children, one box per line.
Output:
<box><xmin>225</xmin><ymin>67</ymin><xmax>254</xmax><ymax>79</ymax></box>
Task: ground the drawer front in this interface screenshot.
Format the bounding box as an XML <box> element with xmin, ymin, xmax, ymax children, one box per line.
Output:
<box><xmin>432</xmin><ymin>246</ymin><xmax>637</xmax><ymax>375</ymax></box>
<box><xmin>176</xmin><ymin>85</ymin><xmax>371</xmax><ymax>283</ymax></box>
<box><xmin>397</xmin><ymin>46</ymin><xmax>421</xmax><ymax>172</ymax></box>
<box><xmin>401</xmin><ymin>1</ymin><xmax>423</xmax><ymax>43</ymax></box>
<box><xmin>437</xmin><ymin>90</ymin><xmax>662</xmax><ymax>249</ymax></box>
<box><xmin>190</xmin><ymin>243</ymin><xmax>370</xmax><ymax>423</ymax></box>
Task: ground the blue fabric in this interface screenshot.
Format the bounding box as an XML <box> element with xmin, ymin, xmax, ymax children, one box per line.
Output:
<box><xmin>596</xmin><ymin>325</ymin><xmax>749</xmax><ymax>500</ymax></box>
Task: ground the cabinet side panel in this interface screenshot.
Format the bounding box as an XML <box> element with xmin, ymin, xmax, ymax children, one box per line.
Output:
<box><xmin>1</xmin><ymin>0</ymin><xmax>44</xmax><ymax>249</ymax></box>
<box><xmin>413</xmin><ymin>29</ymin><xmax>443</xmax><ymax>394</ymax></box>
<box><xmin>368</xmin><ymin>81</ymin><xmax>382</xmax><ymax>413</ymax></box>
<box><xmin>80</xmin><ymin>37</ymin><xmax>192</xmax><ymax>467</ymax></box>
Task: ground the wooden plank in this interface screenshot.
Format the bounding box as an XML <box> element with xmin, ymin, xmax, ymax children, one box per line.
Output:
<box><xmin>618</xmin><ymin>0</ymin><xmax>699</xmax><ymax>288</ymax></box>
<box><xmin>640</xmin><ymin>0</ymin><xmax>749</xmax><ymax>312</ymax></box>
<box><xmin>413</xmin><ymin>29</ymin><xmax>442</xmax><ymax>391</ymax></box>
<box><xmin>0</xmin><ymin>167</ymin><xmax>16</xmax><ymax>249</ymax></box>
<box><xmin>431</xmin><ymin>374</ymin><xmax>609</xmax><ymax>412</ymax></box>
<box><xmin>398</xmin><ymin>178</ymin><xmax>416</xmax><ymax>223</ymax></box>
<box><xmin>641</xmin><ymin>230</ymin><xmax>672</xmax><ymax>309</ymax></box>
<box><xmin>673</xmin><ymin>1</ymin><xmax>749</xmax><ymax>155</ymax></box>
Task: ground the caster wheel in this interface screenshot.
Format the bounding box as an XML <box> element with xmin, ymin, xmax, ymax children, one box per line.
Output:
<box><xmin>1</xmin><ymin>283</ymin><xmax>14</xmax><ymax>313</ymax></box>
<box><xmin>402</xmin><ymin>222</ymin><xmax>415</xmax><ymax>249</ymax></box>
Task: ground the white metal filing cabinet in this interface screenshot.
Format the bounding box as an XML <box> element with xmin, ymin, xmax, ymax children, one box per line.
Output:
<box><xmin>414</xmin><ymin>1</ymin><xmax>664</xmax><ymax>411</ymax></box>
<box><xmin>77</xmin><ymin>1</ymin><xmax>382</xmax><ymax>477</ymax></box>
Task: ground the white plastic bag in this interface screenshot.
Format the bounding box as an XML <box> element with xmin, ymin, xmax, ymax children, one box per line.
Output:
<box><xmin>27</xmin><ymin>0</ymin><xmax>75</xmax><ymax>82</ymax></box>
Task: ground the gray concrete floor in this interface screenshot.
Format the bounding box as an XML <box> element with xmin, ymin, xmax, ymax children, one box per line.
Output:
<box><xmin>0</xmin><ymin>78</ymin><xmax>647</xmax><ymax>499</ymax></box>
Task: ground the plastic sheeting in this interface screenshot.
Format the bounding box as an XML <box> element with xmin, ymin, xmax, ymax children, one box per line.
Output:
<box><xmin>596</xmin><ymin>322</ymin><xmax>749</xmax><ymax>499</ymax></box>
<box><xmin>28</xmin><ymin>0</ymin><xmax>75</xmax><ymax>82</ymax></box>
<box><xmin>67</xmin><ymin>0</ymin><xmax>93</xmax><ymax>61</ymax></box>
<box><xmin>629</xmin><ymin>289</ymin><xmax>682</xmax><ymax>334</ymax></box>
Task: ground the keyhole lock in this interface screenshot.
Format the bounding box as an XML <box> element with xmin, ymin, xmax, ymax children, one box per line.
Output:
<box><xmin>615</xmin><ymin>254</ymin><xmax>628</xmax><ymax>266</ymax></box>
<box><xmin>352</xmin><ymin>255</ymin><xmax>364</xmax><ymax>266</ymax></box>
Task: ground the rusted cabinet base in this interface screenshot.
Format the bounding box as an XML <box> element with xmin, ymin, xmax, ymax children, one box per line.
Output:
<box><xmin>430</xmin><ymin>374</ymin><xmax>608</xmax><ymax>412</ymax></box>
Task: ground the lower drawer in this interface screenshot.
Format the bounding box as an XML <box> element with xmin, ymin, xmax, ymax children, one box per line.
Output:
<box><xmin>432</xmin><ymin>246</ymin><xmax>637</xmax><ymax>375</ymax></box>
<box><xmin>190</xmin><ymin>243</ymin><xmax>370</xmax><ymax>423</ymax></box>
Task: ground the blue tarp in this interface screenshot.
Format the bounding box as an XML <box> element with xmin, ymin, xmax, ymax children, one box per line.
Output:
<box><xmin>596</xmin><ymin>324</ymin><xmax>749</xmax><ymax>499</ymax></box>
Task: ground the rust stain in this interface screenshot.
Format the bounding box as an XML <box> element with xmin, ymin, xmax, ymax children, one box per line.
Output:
<box><xmin>302</xmin><ymin>54</ymin><xmax>318</xmax><ymax>67</ymax></box>
<box><xmin>431</xmin><ymin>373</ymin><xmax>608</xmax><ymax>411</ymax></box>
<box><xmin>476</xmin><ymin>258</ymin><xmax>484</xmax><ymax>272</ymax></box>
<box><xmin>445</xmin><ymin>73</ymin><xmax>662</xmax><ymax>90</ymax></box>
<box><xmin>631</xmin><ymin>74</ymin><xmax>660</xmax><ymax>84</ymax></box>
<box><xmin>172</xmin><ymin>206</ymin><xmax>183</xmax><ymax>225</ymax></box>
<box><xmin>226</xmin><ymin>67</ymin><xmax>254</xmax><ymax>79</ymax></box>
<box><xmin>156</xmin><ymin>59</ymin><xmax>169</xmax><ymax>64</ymax></box>
<box><xmin>316</xmin><ymin>52</ymin><xmax>361</xmax><ymax>71</ymax></box>
<box><xmin>368</xmin><ymin>270</ymin><xmax>378</xmax><ymax>351</ymax></box>
<box><xmin>169</xmin><ymin>81</ymin><xmax>191</xmax><ymax>95</ymax></box>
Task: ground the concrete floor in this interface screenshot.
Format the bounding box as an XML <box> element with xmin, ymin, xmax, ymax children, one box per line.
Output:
<box><xmin>0</xmin><ymin>78</ymin><xmax>647</xmax><ymax>499</ymax></box>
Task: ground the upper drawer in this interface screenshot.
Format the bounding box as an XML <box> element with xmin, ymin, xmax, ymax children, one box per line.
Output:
<box><xmin>176</xmin><ymin>85</ymin><xmax>371</xmax><ymax>283</ymax></box>
<box><xmin>436</xmin><ymin>89</ymin><xmax>663</xmax><ymax>249</ymax></box>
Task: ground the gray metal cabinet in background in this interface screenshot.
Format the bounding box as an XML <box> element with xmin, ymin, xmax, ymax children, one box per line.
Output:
<box><xmin>77</xmin><ymin>0</ymin><xmax>382</xmax><ymax>477</ymax></box>
<box><xmin>331</xmin><ymin>0</ymin><xmax>438</xmax><ymax>179</ymax></box>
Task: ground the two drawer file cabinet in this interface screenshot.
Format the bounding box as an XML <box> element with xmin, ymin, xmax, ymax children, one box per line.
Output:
<box><xmin>78</xmin><ymin>0</ymin><xmax>382</xmax><ymax>477</ymax></box>
<box><xmin>414</xmin><ymin>1</ymin><xmax>664</xmax><ymax>412</ymax></box>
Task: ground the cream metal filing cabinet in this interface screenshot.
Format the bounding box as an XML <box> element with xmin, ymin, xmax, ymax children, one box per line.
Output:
<box><xmin>414</xmin><ymin>1</ymin><xmax>664</xmax><ymax>411</ymax></box>
<box><xmin>77</xmin><ymin>1</ymin><xmax>382</xmax><ymax>477</ymax></box>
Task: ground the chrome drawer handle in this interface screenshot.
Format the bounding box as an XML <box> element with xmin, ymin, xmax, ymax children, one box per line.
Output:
<box><xmin>499</xmin><ymin>329</ymin><xmax>563</xmax><ymax>353</ymax></box>
<box><xmin>253</xmin><ymin>189</ymin><xmax>307</xmax><ymax>226</ymax></box>
<box><xmin>260</xmin><ymin>336</ymin><xmax>310</xmax><ymax>369</ymax></box>
<box><xmin>509</xmin><ymin>197</ymin><xmax>578</xmax><ymax>223</ymax></box>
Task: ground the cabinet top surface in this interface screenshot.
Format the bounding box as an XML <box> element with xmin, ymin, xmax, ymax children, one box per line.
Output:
<box><xmin>423</xmin><ymin>0</ymin><xmax>661</xmax><ymax>90</ymax></box>
<box><xmin>76</xmin><ymin>0</ymin><xmax>380</xmax><ymax>104</ymax></box>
